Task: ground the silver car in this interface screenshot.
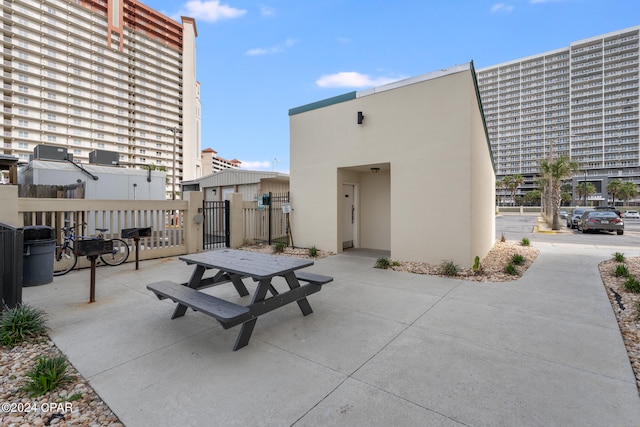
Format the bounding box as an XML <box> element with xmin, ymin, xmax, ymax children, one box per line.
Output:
<box><xmin>578</xmin><ymin>211</ymin><xmax>624</xmax><ymax>235</ymax></box>
<box><xmin>567</xmin><ymin>208</ymin><xmax>593</xmax><ymax>229</ymax></box>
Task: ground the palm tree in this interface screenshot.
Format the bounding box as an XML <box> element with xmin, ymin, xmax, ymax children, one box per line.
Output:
<box><xmin>500</xmin><ymin>176</ymin><xmax>513</xmax><ymax>206</ymax></box>
<box><xmin>501</xmin><ymin>174</ymin><xmax>524</xmax><ymax>207</ymax></box>
<box><xmin>607</xmin><ymin>179</ymin><xmax>623</xmax><ymax>207</ymax></box>
<box><xmin>539</xmin><ymin>156</ymin><xmax>579</xmax><ymax>230</ymax></box>
<box><xmin>560</xmin><ymin>182</ymin><xmax>573</xmax><ymax>206</ymax></box>
<box><xmin>575</xmin><ymin>182</ymin><xmax>596</xmax><ymax>206</ymax></box>
<box><xmin>496</xmin><ymin>177</ymin><xmax>507</xmax><ymax>206</ymax></box>
<box><xmin>619</xmin><ymin>181</ymin><xmax>638</xmax><ymax>206</ymax></box>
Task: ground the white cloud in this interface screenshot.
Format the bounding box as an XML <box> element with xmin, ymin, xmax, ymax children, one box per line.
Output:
<box><xmin>491</xmin><ymin>3</ymin><xmax>515</xmax><ymax>13</ymax></box>
<box><xmin>240</xmin><ymin>161</ymin><xmax>272</xmax><ymax>170</ymax></box>
<box><xmin>180</xmin><ymin>1</ymin><xmax>246</xmax><ymax>23</ymax></box>
<box><xmin>315</xmin><ymin>72</ymin><xmax>403</xmax><ymax>89</ymax></box>
<box><xmin>246</xmin><ymin>38</ymin><xmax>297</xmax><ymax>56</ymax></box>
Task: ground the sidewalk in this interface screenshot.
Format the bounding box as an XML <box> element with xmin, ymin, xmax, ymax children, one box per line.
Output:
<box><xmin>23</xmin><ymin>244</ymin><xmax>640</xmax><ymax>426</ymax></box>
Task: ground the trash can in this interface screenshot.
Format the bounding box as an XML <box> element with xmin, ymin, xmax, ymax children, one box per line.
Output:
<box><xmin>22</xmin><ymin>225</ymin><xmax>55</xmax><ymax>287</ymax></box>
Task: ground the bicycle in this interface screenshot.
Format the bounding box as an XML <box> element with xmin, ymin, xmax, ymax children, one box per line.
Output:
<box><xmin>53</xmin><ymin>222</ymin><xmax>130</xmax><ymax>276</ymax></box>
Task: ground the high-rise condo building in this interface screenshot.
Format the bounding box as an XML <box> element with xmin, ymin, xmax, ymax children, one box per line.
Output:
<box><xmin>477</xmin><ymin>26</ymin><xmax>640</xmax><ymax>202</ymax></box>
<box><xmin>1</xmin><ymin>0</ymin><xmax>202</xmax><ymax>198</ymax></box>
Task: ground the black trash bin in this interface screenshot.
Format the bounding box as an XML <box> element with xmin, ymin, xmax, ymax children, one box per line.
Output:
<box><xmin>22</xmin><ymin>225</ymin><xmax>55</xmax><ymax>287</ymax></box>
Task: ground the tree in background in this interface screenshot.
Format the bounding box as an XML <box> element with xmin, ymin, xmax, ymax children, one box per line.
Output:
<box><xmin>560</xmin><ymin>182</ymin><xmax>573</xmax><ymax>206</ymax></box>
<box><xmin>619</xmin><ymin>181</ymin><xmax>638</xmax><ymax>206</ymax></box>
<box><xmin>575</xmin><ymin>182</ymin><xmax>597</xmax><ymax>206</ymax></box>
<box><xmin>539</xmin><ymin>156</ymin><xmax>579</xmax><ymax>230</ymax></box>
<box><xmin>607</xmin><ymin>179</ymin><xmax>623</xmax><ymax>206</ymax></box>
<box><xmin>503</xmin><ymin>174</ymin><xmax>524</xmax><ymax>207</ymax></box>
<box><xmin>524</xmin><ymin>189</ymin><xmax>542</xmax><ymax>206</ymax></box>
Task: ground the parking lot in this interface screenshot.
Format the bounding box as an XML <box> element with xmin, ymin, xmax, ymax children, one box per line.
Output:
<box><xmin>497</xmin><ymin>213</ymin><xmax>640</xmax><ymax>248</ymax></box>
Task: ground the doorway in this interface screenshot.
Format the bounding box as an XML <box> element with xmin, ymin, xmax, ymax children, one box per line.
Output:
<box><xmin>342</xmin><ymin>183</ymin><xmax>356</xmax><ymax>249</ymax></box>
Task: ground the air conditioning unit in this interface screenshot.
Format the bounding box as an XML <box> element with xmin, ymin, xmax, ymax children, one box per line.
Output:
<box><xmin>33</xmin><ymin>145</ymin><xmax>68</xmax><ymax>161</ymax></box>
<box><xmin>89</xmin><ymin>150</ymin><xmax>119</xmax><ymax>166</ymax></box>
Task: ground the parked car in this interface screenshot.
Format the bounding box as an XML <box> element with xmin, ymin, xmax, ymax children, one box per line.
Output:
<box><xmin>594</xmin><ymin>206</ymin><xmax>622</xmax><ymax>217</ymax></box>
<box><xmin>567</xmin><ymin>208</ymin><xmax>593</xmax><ymax>229</ymax></box>
<box><xmin>578</xmin><ymin>210</ymin><xmax>624</xmax><ymax>235</ymax></box>
<box><xmin>559</xmin><ymin>210</ymin><xmax>568</xmax><ymax>219</ymax></box>
<box><xmin>623</xmin><ymin>210</ymin><xmax>640</xmax><ymax>219</ymax></box>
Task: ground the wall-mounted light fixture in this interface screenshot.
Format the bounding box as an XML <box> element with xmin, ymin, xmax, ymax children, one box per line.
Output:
<box><xmin>370</xmin><ymin>167</ymin><xmax>380</xmax><ymax>174</ymax></box>
<box><xmin>357</xmin><ymin>111</ymin><xmax>364</xmax><ymax>125</ymax></box>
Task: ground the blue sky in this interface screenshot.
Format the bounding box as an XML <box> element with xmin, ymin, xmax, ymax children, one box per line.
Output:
<box><xmin>140</xmin><ymin>0</ymin><xmax>640</xmax><ymax>173</ymax></box>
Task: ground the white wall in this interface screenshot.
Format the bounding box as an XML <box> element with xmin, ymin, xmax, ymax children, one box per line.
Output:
<box><xmin>290</xmin><ymin>64</ymin><xmax>495</xmax><ymax>266</ymax></box>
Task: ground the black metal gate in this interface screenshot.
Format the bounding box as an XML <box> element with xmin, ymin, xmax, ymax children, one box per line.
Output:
<box><xmin>0</xmin><ymin>223</ymin><xmax>23</xmax><ymax>310</ymax></box>
<box><xmin>203</xmin><ymin>200</ymin><xmax>230</xmax><ymax>250</ymax></box>
<box><xmin>253</xmin><ymin>192</ymin><xmax>290</xmax><ymax>245</ymax></box>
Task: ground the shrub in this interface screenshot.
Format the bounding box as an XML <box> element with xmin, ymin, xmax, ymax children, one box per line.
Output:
<box><xmin>273</xmin><ymin>242</ymin><xmax>286</xmax><ymax>253</ymax></box>
<box><xmin>21</xmin><ymin>356</ymin><xmax>74</xmax><ymax>397</ymax></box>
<box><xmin>472</xmin><ymin>256</ymin><xmax>483</xmax><ymax>274</ymax></box>
<box><xmin>624</xmin><ymin>276</ymin><xmax>640</xmax><ymax>293</ymax></box>
<box><xmin>511</xmin><ymin>254</ymin><xmax>525</xmax><ymax>266</ymax></box>
<box><xmin>520</xmin><ymin>237</ymin><xmax>530</xmax><ymax>246</ymax></box>
<box><xmin>503</xmin><ymin>263</ymin><xmax>519</xmax><ymax>276</ymax></box>
<box><xmin>375</xmin><ymin>257</ymin><xmax>390</xmax><ymax>269</ymax></box>
<box><xmin>440</xmin><ymin>260</ymin><xmax>460</xmax><ymax>277</ymax></box>
<box><xmin>391</xmin><ymin>261</ymin><xmax>400</xmax><ymax>267</ymax></box>
<box><xmin>0</xmin><ymin>305</ymin><xmax>47</xmax><ymax>346</ymax></box>
<box><xmin>613</xmin><ymin>252</ymin><xmax>626</xmax><ymax>263</ymax></box>
<box><xmin>308</xmin><ymin>246</ymin><xmax>319</xmax><ymax>258</ymax></box>
<box><xmin>614</xmin><ymin>264</ymin><xmax>629</xmax><ymax>278</ymax></box>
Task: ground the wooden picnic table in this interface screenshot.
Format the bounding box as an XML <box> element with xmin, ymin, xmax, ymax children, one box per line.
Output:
<box><xmin>147</xmin><ymin>249</ymin><xmax>332</xmax><ymax>350</ymax></box>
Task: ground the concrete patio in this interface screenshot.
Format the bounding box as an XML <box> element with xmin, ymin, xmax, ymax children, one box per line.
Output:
<box><xmin>23</xmin><ymin>243</ymin><xmax>640</xmax><ymax>426</ymax></box>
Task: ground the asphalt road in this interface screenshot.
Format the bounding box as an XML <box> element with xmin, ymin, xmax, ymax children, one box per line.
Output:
<box><xmin>497</xmin><ymin>213</ymin><xmax>640</xmax><ymax>248</ymax></box>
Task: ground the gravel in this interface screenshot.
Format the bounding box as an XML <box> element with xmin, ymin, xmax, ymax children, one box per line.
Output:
<box><xmin>599</xmin><ymin>256</ymin><xmax>640</xmax><ymax>393</ymax></box>
<box><xmin>4</xmin><ymin>241</ymin><xmax>638</xmax><ymax>425</ymax></box>
<box><xmin>0</xmin><ymin>337</ymin><xmax>122</xmax><ymax>426</ymax></box>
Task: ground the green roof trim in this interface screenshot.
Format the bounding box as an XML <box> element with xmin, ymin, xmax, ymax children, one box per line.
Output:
<box><xmin>288</xmin><ymin>91</ymin><xmax>357</xmax><ymax>116</ymax></box>
<box><xmin>469</xmin><ymin>60</ymin><xmax>496</xmax><ymax>174</ymax></box>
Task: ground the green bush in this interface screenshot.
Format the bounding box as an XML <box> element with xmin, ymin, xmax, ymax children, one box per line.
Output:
<box><xmin>0</xmin><ymin>305</ymin><xmax>47</xmax><ymax>346</ymax></box>
<box><xmin>308</xmin><ymin>246</ymin><xmax>319</xmax><ymax>258</ymax></box>
<box><xmin>375</xmin><ymin>258</ymin><xmax>389</xmax><ymax>270</ymax></box>
<box><xmin>614</xmin><ymin>264</ymin><xmax>629</xmax><ymax>278</ymax></box>
<box><xmin>624</xmin><ymin>276</ymin><xmax>640</xmax><ymax>293</ymax></box>
<box><xmin>520</xmin><ymin>237</ymin><xmax>530</xmax><ymax>247</ymax></box>
<box><xmin>503</xmin><ymin>263</ymin><xmax>519</xmax><ymax>276</ymax></box>
<box><xmin>375</xmin><ymin>257</ymin><xmax>390</xmax><ymax>269</ymax></box>
<box><xmin>273</xmin><ymin>242</ymin><xmax>286</xmax><ymax>253</ymax></box>
<box><xmin>440</xmin><ymin>260</ymin><xmax>460</xmax><ymax>277</ymax></box>
<box><xmin>511</xmin><ymin>254</ymin><xmax>525</xmax><ymax>266</ymax></box>
<box><xmin>21</xmin><ymin>356</ymin><xmax>74</xmax><ymax>397</ymax></box>
<box><xmin>472</xmin><ymin>256</ymin><xmax>481</xmax><ymax>273</ymax></box>
<box><xmin>613</xmin><ymin>252</ymin><xmax>626</xmax><ymax>263</ymax></box>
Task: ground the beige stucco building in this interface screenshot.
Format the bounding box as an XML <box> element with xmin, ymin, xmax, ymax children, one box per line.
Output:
<box><xmin>289</xmin><ymin>62</ymin><xmax>495</xmax><ymax>267</ymax></box>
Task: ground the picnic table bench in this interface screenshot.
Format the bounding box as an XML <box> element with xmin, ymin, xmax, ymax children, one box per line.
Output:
<box><xmin>147</xmin><ymin>249</ymin><xmax>333</xmax><ymax>350</ymax></box>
